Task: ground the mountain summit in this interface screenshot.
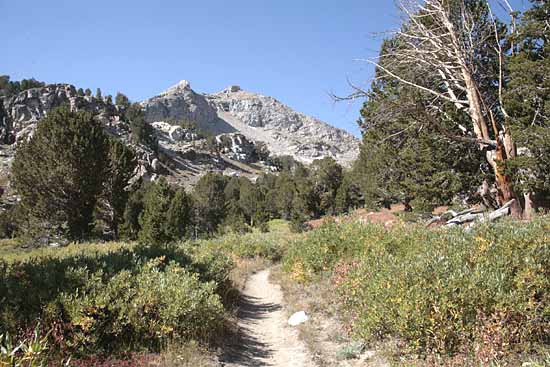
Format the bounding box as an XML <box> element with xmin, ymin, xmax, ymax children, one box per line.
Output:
<box><xmin>142</xmin><ymin>81</ymin><xmax>360</xmax><ymax>165</ymax></box>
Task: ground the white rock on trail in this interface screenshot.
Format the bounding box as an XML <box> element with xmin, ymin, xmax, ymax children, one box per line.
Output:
<box><xmin>288</xmin><ymin>311</ymin><xmax>309</xmax><ymax>326</ymax></box>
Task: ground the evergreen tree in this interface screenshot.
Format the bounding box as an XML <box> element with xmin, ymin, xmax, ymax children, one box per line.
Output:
<box><xmin>138</xmin><ymin>178</ymin><xmax>174</xmax><ymax>244</ymax></box>
<box><xmin>126</xmin><ymin>103</ymin><xmax>158</xmax><ymax>151</ymax></box>
<box><xmin>274</xmin><ymin>172</ymin><xmax>296</xmax><ymax>220</ymax></box>
<box><xmin>12</xmin><ymin>107</ymin><xmax>108</xmax><ymax>240</ymax></box>
<box><xmin>335</xmin><ymin>172</ymin><xmax>363</xmax><ymax>214</ymax></box>
<box><xmin>165</xmin><ymin>188</ymin><xmax>193</xmax><ymax>240</ymax></box>
<box><xmin>115</xmin><ymin>92</ymin><xmax>131</xmax><ymax>109</ymax></box>
<box><xmin>354</xmin><ymin>37</ymin><xmax>487</xmax><ymax>211</ymax></box>
<box><xmin>504</xmin><ymin>0</ymin><xmax>550</xmax><ymax>213</ymax></box>
<box><xmin>103</xmin><ymin>138</ymin><xmax>137</xmax><ymax>238</ymax></box>
<box><xmin>119</xmin><ymin>184</ymin><xmax>147</xmax><ymax>240</ymax></box>
<box><xmin>223</xmin><ymin>176</ymin><xmax>246</xmax><ymax>228</ymax></box>
<box><xmin>238</xmin><ymin>178</ymin><xmax>265</xmax><ymax>226</ymax></box>
<box><xmin>193</xmin><ymin>173</ymin><xmax>227</xmax><ymax>235</ymax></box>
<box><xmin>289</xmin><ymin>193</ymin><xmax>309</xmax><ymax>233</ymax></box>
<box><xmin>96</xmin><ymin>88</ymin><xmax>102</xmax><ymax>99</ymax></box>
<box><xmin>0</xmin><ymin>76</ymin><xmax>45</xmax><ymax>97</ymax></box>
<box><xmin>77</xmin><ymin>88</ymin><xmax>85</xmax><ymax>96</ymax></box>
<box><xmin>257</xmin><ymin>173</ymin><xmax>280</xmax><ymax>219</ymax></box>
<box><xmin>85</xmin><ymin>88</ymin><xmax>92</xmax><ymax>97</ymax></box>
<box><xmin>310</xmin><ymin>157</ymin><xmax>343</xmax><ymax>215</ymax></box>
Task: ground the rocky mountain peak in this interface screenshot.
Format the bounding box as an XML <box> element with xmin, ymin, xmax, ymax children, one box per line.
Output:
<box><xmin>161</xmin><ymin>80</ymin><xmax>192</xmax><ymax>96</ymax></box>
<box><xmin>222</xmin><ymin>85</ymin><xmax>242</xmax><ymax>94</ymax></box>
<box><xmin>141</xmin><ymin>81</ymin><xmax>360</xmax><ymax>166</ymax></box>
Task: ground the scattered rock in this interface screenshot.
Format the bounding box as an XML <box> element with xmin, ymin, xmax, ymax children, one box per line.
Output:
<box><xmin>288</xmin><ymin>311</ymin><xmax>309</xmax><ymax>326</ymax></box>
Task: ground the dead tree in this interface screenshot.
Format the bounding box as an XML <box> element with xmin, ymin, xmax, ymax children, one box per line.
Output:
<box><xmin>355</xmin><ymin>0</ymin><xmax>526</xmax><ymax>218</ymax></box>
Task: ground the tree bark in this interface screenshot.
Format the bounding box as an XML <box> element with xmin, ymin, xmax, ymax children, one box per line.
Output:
<box><xmin>523</xmin><ymin>192</ymin><xmax>535</xmax><ymax>220</ymax></box>
<box><xmin>462</xmin><ymin>70</ymin><xmax>523</xmax><ymax>217</ymax></box>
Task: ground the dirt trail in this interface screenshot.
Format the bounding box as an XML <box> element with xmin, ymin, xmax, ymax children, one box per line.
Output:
<box><xmin>222</xmin><ymin>269</ymin><xmax>316</xmax><ymax>367</ymax></box>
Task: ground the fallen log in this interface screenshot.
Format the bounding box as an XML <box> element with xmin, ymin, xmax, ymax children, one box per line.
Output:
<box><xmin>445</xmin><ymin>200</ymin><xmax>515</xmax><ymax>227</ymax></box>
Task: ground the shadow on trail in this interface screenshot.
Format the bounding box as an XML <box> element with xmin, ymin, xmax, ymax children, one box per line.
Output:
<box><xmin>221</xmin><ymin>294</ymin><xmax>282</xmax><ymax>366</ymax></box>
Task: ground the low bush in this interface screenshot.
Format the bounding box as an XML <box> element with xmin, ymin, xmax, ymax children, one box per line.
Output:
<box><xmin>197</xmin><ymin>231</ymin><xmax>286</xmax><ymax>262</ymax></box>
<box><xmin>0</xmin><ymin>241</ymin><xmax>233</xmax><ymax>360</ymax></box>
<box><xmin>58</xmin><ymin>259</ymin><xmax>224</xmax><ymax>355</ymax></box>
<box><xmin>283</xmin><ymin>218</ymin><xmax>384</xmax><ymax>277</ymax></box>
<box><xmin>283</xmin><ymin>218</ymin><xmax>550</xmax><ymax>361</ymax></box>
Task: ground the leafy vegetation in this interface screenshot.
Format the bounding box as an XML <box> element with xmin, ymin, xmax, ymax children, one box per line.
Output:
<box><xmin>0</xmin><ymin>219</ymin><xmax>291</xmax><ymax>364</ymax></box>
<box><xmin>283</xmin><ymin>219</ymin><xmax>550</xmax><ymax>363</ymax></box>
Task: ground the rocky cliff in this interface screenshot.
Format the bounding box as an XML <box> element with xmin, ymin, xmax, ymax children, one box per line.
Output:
<box><xmin>143</xmin><ymin>81</ymin><xmax>360</xmax><ymax>165</ymax></box>
<box><xmin>0</xmin><ymin>84</ymin><xmax>117</xmax><ymax>144</ymax></box>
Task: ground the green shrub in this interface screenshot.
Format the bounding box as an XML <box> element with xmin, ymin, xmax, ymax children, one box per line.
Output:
<box><xmin>197</xmin><ymin>232</ymin><xmax>284</xmax><ymax>262</ymax></box>
<box><xmin>283</xmin><ymin>219</ymin><xmax>550</xmax><ymax>359</ymax></box>
<box><xmin>283</xmin><ymin>219</ymin><xmax>384</xmax><ymax>277</ymax></box>
<box><xmin>59</xmin><ymin>259</ymin><xmax>224</xmax><ymax>354</ymax></box>
<box><xmin>0</xmin><ymin>241</ymin><xmax>233</xmax><ymax>355</ymax></box>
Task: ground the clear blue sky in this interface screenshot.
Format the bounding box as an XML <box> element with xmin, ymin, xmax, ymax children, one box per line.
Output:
<box><xmin>0</xmin><ymin>0</ymin><xmax>529</xmax><ymax>137</ymax></box>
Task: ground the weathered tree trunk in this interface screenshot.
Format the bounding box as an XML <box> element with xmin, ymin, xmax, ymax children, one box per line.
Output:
<box><xmin>462</xmin><ymin>71</ymin><xmax>523</xmax><ymax>218</ymax></box>
<box><xmin>523</xmin><ymin>192</ymin><xmax>535</xmax><ymax>220</ymax></box>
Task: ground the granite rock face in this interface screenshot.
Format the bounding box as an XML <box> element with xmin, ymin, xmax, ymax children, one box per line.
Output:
<box><xmin>215</xmin><ymin>133</ymin><xmax>257</xmax><ymax>163</ymax></box>
<box><xmin>141</xmin><ymin>80</ymin><xmax>218</xmax><ymax>128</ymax></box>
<box><xmin>151</xmin><ymin>121</ymin><xmax>198</xmax><ymax>142</ymax></box>
<box><xmin>1</xmin><ymin>84</ymin><xmax>117</xmax><ymax>141</ymax></box>
<box><xmin>206</xmin><ymin>87</ymin><xmax>360</xmax><ymax>165</ymax></box>
<box><xmin>141</xmin><ymin>81</ymin><xmax>360</xmax><ymax>166</ymax></box>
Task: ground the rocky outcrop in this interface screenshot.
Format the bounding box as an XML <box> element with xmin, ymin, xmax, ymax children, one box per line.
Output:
<box><xmin>206</xmin><ymin>87</ymin><xmax>360</xmax><ymax>165</ymax></box>
<box><xmin>151</xmin><ymin>121</ymin><xmax>198</xmax><ymax>142</ymax></box>
<box><xmin>0</xmin><ymin>102</ymin><xmax>12</xmax><ymax>144</ymax></box>
<box><xmin>142</xmin><ymin>82</ymin><xmax>360</xmax><ymax>166</ymax></box>
<box><xmin>1</xmin><ymin>84</ymin><xmax>117</xmax><ymax>142</ymax></box>
<box><xmin>215</xmin><ymin>133</ymin><xmax>257</xmax><ymax>163</ymax></box>
<box><xmin>142</xmin><ymin>80</ymin><xmax>218</xmax><ymax>128</ymax></box>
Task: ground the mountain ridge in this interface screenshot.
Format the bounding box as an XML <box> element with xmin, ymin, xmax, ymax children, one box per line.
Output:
<box><xmin>142</xmin><ymin>81</ymin><xmax>360</xmax><ymax>165</ymax></box>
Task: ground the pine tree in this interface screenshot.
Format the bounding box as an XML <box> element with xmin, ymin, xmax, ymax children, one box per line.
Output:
<box><xmin>84</xmin><ymin>88</ymin><xmax>92</xmax><ymax>97</ymax></box>
<box><xmin>12</xmin><ymin>107</ymin><xmax>108</xmax><ymax>240</ymax></box>
<box><xmin>354</xmin><ymin>36</ymin><xmax>486</xmax><ymax>211</ymax></box>
<box><xmin>310</xmin><ymin>157</ymin><xmax>343</xmax><ymax>215</ymax></box>
<box><xmin>77</xmin><ymin>88</ymin><xmax>85</xmax><ymax>96</ymax></box>
<box><xmin>192</xmin><ymin>173</ymin><xmax>227</xmax><ymax>235</ymax></box>
<box><xmin>335</xmin><ymin>172</ymin><xmax>363</xmax><ymax>214</ymax></box>
<box><xmin>165</xmin><ymin>188</ymin><xmax>193</xmax><ymax>240</ymax></box>
<box><xmin>138</xmin><ymin>178</ymin><xmax>174</xmax><ymax>244</ymax></box>
<box><xmin>103</xmin><ymin>138</ymin><xmax>137</xmax><ymax>238</ymax></box>
<box><xmin>96</xmin><ymin>88</ymin><xmax>102</xmax><ymax>99</ymax></box>
<box><xmin>115</xmin><ymin>92</ymin><xmax>131</xmax><ymax>109</ymax></box>
<box><xmin>126</xmin><ymin>103</ymin><xmax>158</xmax><ymax>151</ymax></box>
<box><xmin>274</xmin><ymin>172</ymin><xmax>296</xmax><ymax>220</ymax></box>
<box><xmin>238</xmin><ymin>178</ymin><xmax>265</xmax><ymax>226</ymax></box>
<box><xmin>119</xmin><ymin>184</ymin><xmax>147</xmax><ymax>240</ymax></box>
<box><xmin>504</xmin><ymin>0</ymin><xmax>550</xmax><ymax>214</ymax></box>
